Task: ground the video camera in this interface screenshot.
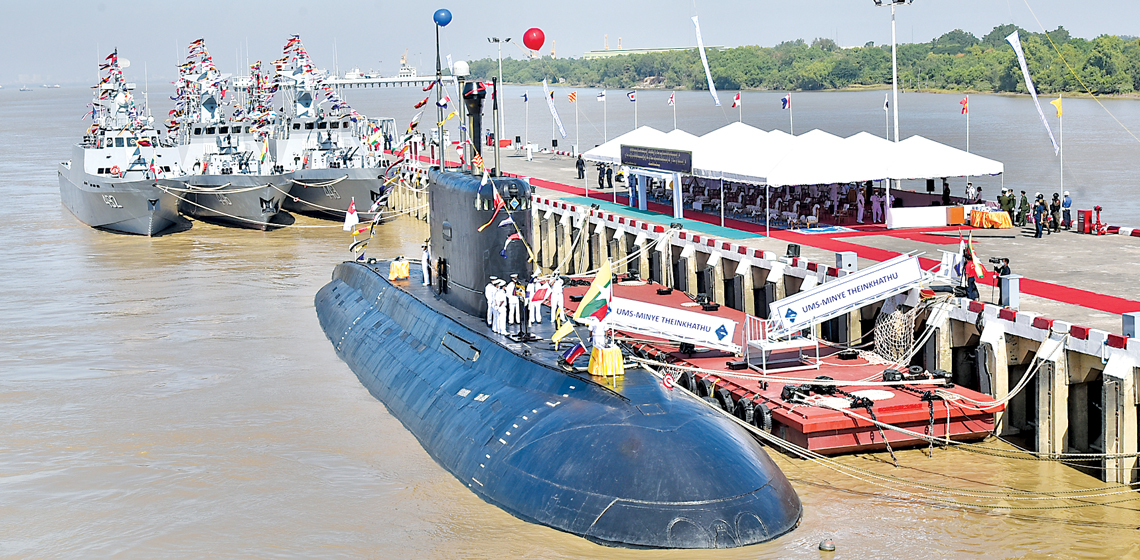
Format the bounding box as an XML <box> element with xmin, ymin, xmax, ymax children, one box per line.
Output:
<box><xmin>988</xmin><ymin>257</ymin><xmax>1003</xmax><ymax>264</ymax></box>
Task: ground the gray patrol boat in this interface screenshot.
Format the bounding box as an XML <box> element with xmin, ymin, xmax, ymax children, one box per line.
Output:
<box><xmin>271</xmin><ymin>35</ymin><xmax>394</xmax><ymax>221</ymax></box>
<box><xmin>165</xmin><ymin>39</ymin><xmax>290</xmax><ymax>230</ymax></box>
<box><xmin>58</xmin><ymin>50</ymin><xmax>182</xmax><ymax>236</ymax></box>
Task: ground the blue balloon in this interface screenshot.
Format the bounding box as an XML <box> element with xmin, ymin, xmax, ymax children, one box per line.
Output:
<box><xmin>433</xmin><ymin>8</ymin><xmax>452</xmax><ymax>27</ymax></box>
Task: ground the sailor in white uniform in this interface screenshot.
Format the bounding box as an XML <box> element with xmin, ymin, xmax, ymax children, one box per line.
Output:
<box><xmin>492</xmin><ymin>280</ymin><xmax>509</xmax><ymax>334</ymax></box>
<box><xmin>549</xmin><ymin>274</ymin><xmax>565</xmax><ymax>326</ymax></box>
<box><xmin>589</xmin><ymin>318</ymin><xmax>608</xmax><ymax>350</ymax></box>
<box><xmin>484</xmin><ymin>276</ymin><xmax>498</xmax><ymax>326</ymax></box>
<box><xmin>871</xmin><ymin>191</ymin><xmax>883</xmax><ymax>223</ymax></box>
<box><xmin>507</xmin><ymin>274</ymin><xmax>521</xmax><ymax>325</ymax></box>
<box><xmin>525</xmin><ymin>277</ymin><xmax>539</xmax><ymax>324</ymax></box>
<box><xmin>856</xmin><ymin>187</ymin><xmax>865</xmax><ymax>224</ymax></box>
<box><xmin>421</xmin><ymin>244</ymin><xmax>432</xmax><ymax>286</ymax></box>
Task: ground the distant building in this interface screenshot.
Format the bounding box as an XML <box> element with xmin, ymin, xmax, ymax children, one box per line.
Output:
<box><xmin>581</xmin><ymin>46</ymin><xmax>723</xmax><ymax>60</ymax></box>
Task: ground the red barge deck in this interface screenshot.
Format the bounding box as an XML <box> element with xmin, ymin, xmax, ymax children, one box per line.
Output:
<box><xmin>561</xmin><ymin>276</ymin><xmax>1003</xmax><ymax>455</ymax></box>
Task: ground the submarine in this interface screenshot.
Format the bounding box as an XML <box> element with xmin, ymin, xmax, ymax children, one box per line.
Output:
<box><xmin>313</xmin><ymin>78</ymin><xmax>801</xmax><ymax>548</ymax></box>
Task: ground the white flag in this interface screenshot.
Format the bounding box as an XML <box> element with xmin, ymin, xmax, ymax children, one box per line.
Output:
<box><xmin>542</xmin><ymin>79</ymin><xmax>568</xmax><ymax>139</ymax></box>
<box><xmin>1006</xmin><ymin>31</ymin><xmax>1059</xmax><ymax>155</ymax></box>
<box><xmin>692</xmin><ymin>16</ymin><xmax>722</xmax><ymax>107</ymax></box>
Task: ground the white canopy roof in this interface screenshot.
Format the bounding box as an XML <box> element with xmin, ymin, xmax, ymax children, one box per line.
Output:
<box><xmin>888</xmin><ymin>135</ymin><xmax>1005</xmax><ymax>180</ymax></box>
<box><xmin>584</xmin><ymin>123</ymin><xmax>1003</xmax><ymax>186</ymax></box>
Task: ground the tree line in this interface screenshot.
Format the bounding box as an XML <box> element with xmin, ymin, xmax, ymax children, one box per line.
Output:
<box><xmin>467</xmin><ymin>25</ymin><xmax>1140</xmax><ymax>95</ymax></box>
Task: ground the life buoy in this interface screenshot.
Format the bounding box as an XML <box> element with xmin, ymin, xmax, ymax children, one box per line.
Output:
<box><xmin>110</xmin><ymin>165</ymin><xmax>121</xmax><ymax>176</ymax></box>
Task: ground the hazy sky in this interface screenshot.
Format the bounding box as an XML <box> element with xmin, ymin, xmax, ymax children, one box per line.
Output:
<box><xmin>3</xmin><ymin>0</ymin><xmax>1138</xmax><ymax>86</ymax></box>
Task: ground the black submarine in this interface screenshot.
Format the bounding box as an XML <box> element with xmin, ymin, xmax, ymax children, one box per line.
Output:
<box><xmin>313</xmin><ymin>77</ymin><xmax>801</xmax><ymax>548</ymax></box>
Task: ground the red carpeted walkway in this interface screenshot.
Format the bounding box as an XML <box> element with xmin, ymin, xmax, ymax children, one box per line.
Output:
<box><xmin>526</xmin><ymin>175</ymin><xmax>1140</xmax><ymax>315</ymax></box>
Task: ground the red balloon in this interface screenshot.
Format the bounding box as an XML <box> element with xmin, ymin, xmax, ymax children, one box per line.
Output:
<box><xmin>523</xmin><ymin>28</ymin><xmax>545</xmax><ymax>52</ymax></box>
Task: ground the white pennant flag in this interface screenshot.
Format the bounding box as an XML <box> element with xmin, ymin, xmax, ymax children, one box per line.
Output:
<box><xmin>692</xmin><ymin>16</ymin><xmax>722</xmax><ymax>107</ymax></box>
<box><xmin>1006</xmin><ymin>31</ymin><xmax>1059</xmax><ymax>155</ymax></box>
<box><xmin>542</xmin><ymin>79</ymin><xmax>568</xmax><ymax>139</ymax></box>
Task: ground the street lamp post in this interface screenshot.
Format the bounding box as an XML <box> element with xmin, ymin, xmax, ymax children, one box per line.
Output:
<box><xmin>488</xmin><ymin>37</ymin><xmax>512</xmax><ymax>151</ymax></box>
<box><xmin>434</xmin><ymin>9</ymin><xmax>452</xmax><ymax>169</ymax></box>
<box><xmin>874</xmin><ymin>0</ymin><xmax>910</xmax><ymax>228</ymax></box>
<box><xmin>873</xmin><ymin>0</ymin><xmax>910</xmax><ymax>143</ymax></box>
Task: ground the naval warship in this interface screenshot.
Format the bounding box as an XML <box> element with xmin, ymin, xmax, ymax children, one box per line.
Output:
<box><xmin>58</xmin><ymin>50</ymin><xmax>182</xmax><ymax>235</ymax></box>
<box><xmin>270</xmin><ymin>36</ymin><xmax>393</xmax><ymax>221</ymax></box>
<box><xmin>165</xmin><ymin>39</ymin><xmax>289</xmax><ymax>230</ymax></box>
<box><xmin>314</xmin><ymin>83</ymin><xmax>801</xmax><ymax>548</ymax></box>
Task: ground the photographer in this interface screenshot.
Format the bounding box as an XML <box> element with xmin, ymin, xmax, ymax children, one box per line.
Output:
<box><xmin>991</xmin><ymin>257</ymin><xmax>1011</xmax><ymax>304</ymax></box>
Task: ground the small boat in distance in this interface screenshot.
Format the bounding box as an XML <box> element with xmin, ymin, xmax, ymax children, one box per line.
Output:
<box><xmin>19</xmin><ymin>85</ymin><xmax>31</xmax><ymax>91</ymax></box>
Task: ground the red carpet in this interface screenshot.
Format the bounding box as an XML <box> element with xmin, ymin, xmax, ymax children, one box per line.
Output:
<box><xmin>525</xmin><ymin>174</ymin><xmax>1140</xmax><ymax>316</ymax></box>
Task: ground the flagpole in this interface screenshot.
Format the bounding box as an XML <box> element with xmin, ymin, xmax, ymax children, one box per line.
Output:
<box><xmin>1059</xmin><ymin>93</ymin><xmax>1064</xmax><ymax>194</ymax></box>
<box><xmin>789</xmin><ymin>102</ymin><xmax>794</xmax><ymax>135</ymax></box>
<box><xmin>525</xmin><ymin>93</ymin><xmax>529</xmax><ymax>150</ymax></box>
<box><xmin>603</xmin><ymin>92</ymin><xmax>608</xmax><ymax>143</ymax></box>
<box><xmin>738</xmin><ymin>92</ymin><xmax>741</xmax><ymax>122</ymax></box>
<box><xmin>673</xmin><ymin>95</ymin><xmax>677</xmax><ymax>130</ymax></box>
<box><xmin>634</xmin><ymin>94</ymin><xmax>638</xmax><ymax>129</ymax></box>
<box><xmin>966</xmin><ymin>94</ymin><xmax>970</xmax><ymax>185</ymax></box>
<box><xmin>575</xmin><ymin>94</ymin><xmax>579</xmax><ymax>154</ymax></box>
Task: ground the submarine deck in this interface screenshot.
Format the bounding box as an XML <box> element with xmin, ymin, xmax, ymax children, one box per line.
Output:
<box><xmin>384</xmin><ymin>261</ymin><xmax>1000</xmax><ymax>456</ymax></box>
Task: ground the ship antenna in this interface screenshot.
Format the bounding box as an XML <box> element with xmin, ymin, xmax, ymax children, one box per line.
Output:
<box><xmin>145</xmin><ymin>62</ymin><xmax>151</xmax><ymax>119</ymax></box>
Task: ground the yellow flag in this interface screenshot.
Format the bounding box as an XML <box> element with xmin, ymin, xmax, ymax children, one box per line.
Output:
<box><xmin>1050</xmin><ymin>97</ymin><xmax>1062</xmax><ymax>118</ymax></box>
<box><xmin>551</xmin><ymin>318</ymin><xmax>574</xmax><ymax>344</ymax></box>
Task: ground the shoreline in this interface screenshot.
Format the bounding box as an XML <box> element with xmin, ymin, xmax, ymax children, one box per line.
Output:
<box><xmin>496</xmin><ymin>81</ymin><xmax>1140</xmax><ymax>99</ymax></box>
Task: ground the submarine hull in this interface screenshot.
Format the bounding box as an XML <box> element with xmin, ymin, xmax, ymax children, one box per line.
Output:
<box><xmin>315</xmin><ymin>261</ymin><xmax>802</xmax><ymax>548</ymax></box>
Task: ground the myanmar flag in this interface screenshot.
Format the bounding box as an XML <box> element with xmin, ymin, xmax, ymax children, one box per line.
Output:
<box><xmin>551</xmin><ymin>260</ymin><xmax>612</xmax><ymax>344</ymax></box>
<box><xmin>574</xmin><ymin>260</ymin><xmax>612</xmax><ymax>321</ymax></box>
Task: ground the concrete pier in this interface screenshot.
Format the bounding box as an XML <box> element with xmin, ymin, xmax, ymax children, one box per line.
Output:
<box><xmin>395</xmin><ymin>151</ymin><xmax>1140</xmax><ymax>484</ymax></box>
<box><xmin>528</xmin><ymin>190</ymin><xmax>1140</xmax><ymax>482</ymax></box>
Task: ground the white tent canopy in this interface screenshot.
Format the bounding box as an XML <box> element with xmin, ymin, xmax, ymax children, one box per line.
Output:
<box><xmin>586</xmin><ymin>122</ymin><xmax>1003</xmax><ymax>188</ymax></box>
<box><xmin>888</xmin><ymin>135</ymin><xmax>1004</xmax><ymax>180</ymax></box>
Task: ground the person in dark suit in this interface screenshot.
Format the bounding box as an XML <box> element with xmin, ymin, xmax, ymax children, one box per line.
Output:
<box><xmin>575</xmin><ymin>155</ymin><xmax>585</xmax><ymax>179</ymax></box>
<box><xmin>597</xmin><ymin>164</ymin><xmax>605</xmax><ymax>190</ymax></box>
<box><xmin>606</xmin><ymin>166</ymin><xmax>614</xmax><ymax>189</ymax></box>
<box><xmin>942</xmin><ymin>180</ymin><xmax>952</xmax><ymax>206</ymax></box>
<box><xmin>994</xmin><ymin>258</ymin><xmax>1011</xmax><ymax>304</ymax></box>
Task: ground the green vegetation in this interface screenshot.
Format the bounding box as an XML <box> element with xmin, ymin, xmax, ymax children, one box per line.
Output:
<box><xmin>467</xmin><ymin>25</ymin><xmax>1140</xmax><ymax>95</ymax></box>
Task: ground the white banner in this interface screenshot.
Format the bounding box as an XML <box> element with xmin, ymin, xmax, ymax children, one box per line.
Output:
<box><xmin>542</xmin><ymin>79</ymin><xmax>568</xmax><ymax>139</ymax></box>
<box><xmin>692</xmin><ymin>16</ymin><xmax>722</xmax><ymax>107</ymax></box>
<box><xmin>768</xmin><ymin>255</ymin><xmax>922</xmax><ymax>336</ymax></box>
<box><xmin>1006</xmin><ymin>31</ymin><xmax>1059</xmax><ymax>155</ymax></box>
<box><xmin>608</xmin><ymin>296</ymin><xmax>738</xmax><ymax>352</ymax></box>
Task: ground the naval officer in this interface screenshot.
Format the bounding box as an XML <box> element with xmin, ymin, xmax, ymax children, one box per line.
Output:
<box><xmin>549</xmin><ymin>273</ymin><xmax>565</xmax><ymax>326</ymax></box>
<box><xmin>492</xmin><ymin>280</ymin><xmax>509</xmax><ymax>334</ymax></box>
<box><xmin>507</xmin><ymin>274</ymin><xmax>522</xmax><ymax>325</ymax></box>
<box><xmin>421</xmin><ymin>243</ymin><xmax>432</xmax><ymax>286</ymax></box>
<box><xmin>526</xmin><ymin>276</ymin><xmax>542</xmax><ymax>324</ymax></box>
<box><xmin>484</xmin><ymin>276</ymin><xmax>498</xmax><ymax>326</ymax></box>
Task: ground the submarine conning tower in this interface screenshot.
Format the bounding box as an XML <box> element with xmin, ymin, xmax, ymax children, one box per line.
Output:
<box><xmin>428</xmin><ymin>170</ymin><xmax>532</xmax><ymax>318</ymax></box>
<box><xmin>427</xmin><ymin>72</ymin><xmax>533</xmax><ymax>318</ymax></box>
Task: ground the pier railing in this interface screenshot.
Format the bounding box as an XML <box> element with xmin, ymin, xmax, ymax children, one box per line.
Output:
<box><xmin>742</xmin><ymin>315</ymin><xmax>821</xmax><ymax>374</ymax></box>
